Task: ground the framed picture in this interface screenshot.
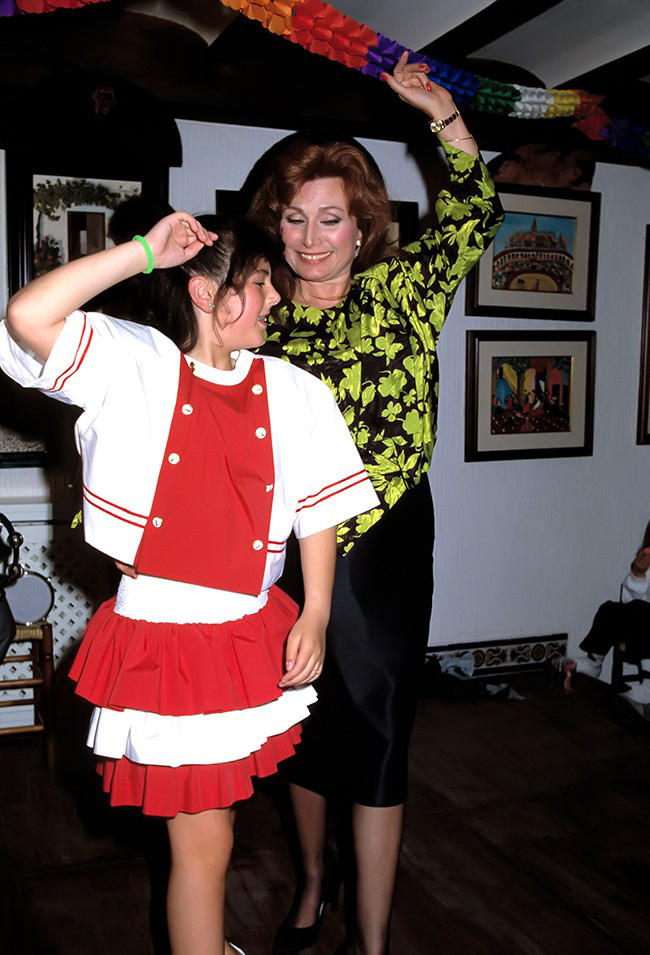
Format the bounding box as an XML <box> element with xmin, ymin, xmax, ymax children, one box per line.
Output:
<box><xmin>465</xmin><ymin>330</ymin><xmax>596</xmax><ymax>461</ymax></box>
<box><xmin>4</xmin><ymin>155</ymin><xmax>166</xmax><ymax>466</ymax></box>
<box><xmin>31</xmin><ymin>174</ymin><xmax>141</xmax><ymax>278</ymax></box>
<box><xmin>390</xmin><ymin>200</ymin><xmax>419</xmax><ymax>247</ymax></box>
<box><xmin>637</xmin><ymin>226</ymin><xmax>650</xmax><ymax>445</ymax></box>
<box><xmin>466</xmin><ymin>184</ymin><xmax>600</xmax><ymax>321</ymax></box>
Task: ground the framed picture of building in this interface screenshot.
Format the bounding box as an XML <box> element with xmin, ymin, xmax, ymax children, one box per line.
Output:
<box><xmin>465</xmin><ymin>330</ymin><xmax>596</xmax><ymax>461</ymax></box>
<box><xmin>465</xmin><ymin>185</ymin><xmax>600</xmax><ymax>321</ymax></box>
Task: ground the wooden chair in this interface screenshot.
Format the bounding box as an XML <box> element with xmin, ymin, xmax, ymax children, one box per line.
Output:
<box><xmin>0</xmin><ymin>621</ymin><xmax>55</xmax><ymax>767</ymax></box>
<box><xmin>611</xmin><ymin>636</ymin><xmax>650</xmax><ymax>694</ymax></box>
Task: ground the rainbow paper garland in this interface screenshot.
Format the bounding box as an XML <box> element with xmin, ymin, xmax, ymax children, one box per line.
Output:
<box><xmin>0</xmin><ymin>0</ymin><xmax>108</xmax><ymax>13</ymax></box>
<box><xmin>3</xmin><ymin>0</ymin><xmax>649</xmax><ymax>162</ymax></box>
<box><xmin>217</xmin><ymin>0</ymin><xmax>650</xmax><ymax>162</ymax></box>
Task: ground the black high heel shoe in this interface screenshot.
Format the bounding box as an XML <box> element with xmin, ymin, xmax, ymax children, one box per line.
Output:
<box><xmin>272</xmin><ymin>860</ymin><xmax>341</xmax><ymax>954</ymax></box>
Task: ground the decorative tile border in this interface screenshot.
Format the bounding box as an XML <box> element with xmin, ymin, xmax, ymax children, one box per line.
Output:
<box><xmin>428</xmin><ymin>633</ymin><xmax>568</xmax><ymax>677</ymax></box>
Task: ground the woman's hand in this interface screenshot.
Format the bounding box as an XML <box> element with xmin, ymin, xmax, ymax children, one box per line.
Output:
<box><xmin>279</xmin><ymin>608</ymin><xmax>326</xmax><ymax>688</ymax></box>
<box><xmin>631</xmin><ymin>546</ymin><xmax>650</xmax><ymax>578</ymax></box>
<box><xmin>382</xmin><ymin>51</ymin><xmax>455</xmax><ymax>120</ymax></box>
<box><xmin>141</xmin><ymin>212</ymin><xmax>217</xmax><ymax>272</ymax></box>
<box><xmin>381</xmin><ymin>52</ymin><xmax>479</xmax><ymax>157</ymax></box>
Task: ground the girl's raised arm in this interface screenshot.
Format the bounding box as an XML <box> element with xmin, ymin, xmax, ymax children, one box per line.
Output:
<box><xmin>6</xmin><ymin>212</ymin><xmax>215</xmax><ymax>361</ymax></box>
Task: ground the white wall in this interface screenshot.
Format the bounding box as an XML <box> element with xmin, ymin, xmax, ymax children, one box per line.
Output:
<box><xmin>3</xmin><ymin>124</ymin><xmax>650</xmax><ymax>658</ymax></box>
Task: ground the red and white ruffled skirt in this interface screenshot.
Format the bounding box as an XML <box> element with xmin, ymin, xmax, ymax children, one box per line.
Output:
<box><xmin>69</xmin><ymin>577</ymin><xmax>315</xmax><ymax>817</ymax></box>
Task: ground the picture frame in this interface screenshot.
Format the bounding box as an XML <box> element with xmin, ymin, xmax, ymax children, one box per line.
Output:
<box><xmin>465</xmin><ymin>184</ymin><xmax>600</xmax><ymax>321</ymax></box>
<box><xmin>465</xmin><ymin>330</ymin><xmax>596</xmax><ymax>462</ymax></box>
<box><xmin>3</xmin><ymin>154</ymin><xmax>167</xmax><ymax>465</ymax></box>
<box><xmin>637</xmin><ymin>225</ymin><xmax>650</xmax><ymax>445</ymax></box>
<box><xmin>389</xmin><ymin>200</ymin><xmax>420</xmax><ymax>247</ymax></box>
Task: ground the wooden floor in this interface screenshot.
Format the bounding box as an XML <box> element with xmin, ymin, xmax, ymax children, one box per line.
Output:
<box><xmin>2</xmin><ymin>669</ymin><xmax>650</xmax><ymax>955</ymax></box>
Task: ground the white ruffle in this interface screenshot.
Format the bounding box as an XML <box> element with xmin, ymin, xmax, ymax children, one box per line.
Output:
<box><xmin>87</xmin><ymin>684</ymin><xmax>317</xmax><ymax>766</ymax></box>
<box><xmin>115</xmin><ymin>572</ymin><xmax>267</xmax><ymax>624</ymax></box>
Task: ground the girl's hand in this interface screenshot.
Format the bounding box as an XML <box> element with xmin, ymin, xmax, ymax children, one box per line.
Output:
<box><xmin>279</xmin><ymin>609</ymin><xmax>326</xmax><ymax>688</ymax></box>
<box><xmin>141</xmin><ymin>212</ymin><xmax>217</xmax><ymax>271</ymax></box>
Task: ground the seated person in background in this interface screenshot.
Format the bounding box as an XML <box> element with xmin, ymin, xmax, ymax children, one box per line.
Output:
<box><xmin>579</xmin><ymin>521</ymin><xmax>650</xmax><ymax>678</ymax></box>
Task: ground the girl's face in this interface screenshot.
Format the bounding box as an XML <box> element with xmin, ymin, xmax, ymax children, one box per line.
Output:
<box><xmin>217</xmin><ymin>259</ymin><xmax>280</xmax><ymax>350</ymax></box>
<box><xmin>279</xmin><ymin>177</ymin><xmax>362</xmax><ymax>287</ymax></box>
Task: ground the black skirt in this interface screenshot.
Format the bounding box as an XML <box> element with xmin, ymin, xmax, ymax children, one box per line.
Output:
<box><xmin>282</xmin><ymin>478</ymin><xmax>435</xmax><ymax>807</ymax></box>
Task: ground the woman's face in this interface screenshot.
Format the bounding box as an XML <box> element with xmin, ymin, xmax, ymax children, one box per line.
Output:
<box><xmin>279</xmin><ymin>177</ymin><xmax>362</xmax><ymax>287</ymax></box>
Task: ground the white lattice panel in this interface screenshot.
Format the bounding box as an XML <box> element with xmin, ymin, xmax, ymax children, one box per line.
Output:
<box><xmin>1</xmin><ymin>529</ymin><xmax>113</xmax><ymax>703</ymax></box>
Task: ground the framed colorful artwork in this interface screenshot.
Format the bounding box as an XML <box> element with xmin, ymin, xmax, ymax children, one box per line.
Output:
<box><xmin>465</xmin><ymin>184</ymin><xmax>600</xmax><ymax>321</ymax></box>
<box><xmin>637</xmin><ymin>226</ymin><xmax>650</xmax><ymax>445</ymax></box>
<box><xmin>465</xmin><ymin>330</ymin><xmax>596</xmax><ymax>461</ymax></box>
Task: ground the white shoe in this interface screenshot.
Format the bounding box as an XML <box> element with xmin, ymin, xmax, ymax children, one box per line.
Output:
<box><xmin>578</xmin><ymin>653</ymin><xmax>605</xmax><ymax>678</ymax></box>
<box><xmin>227</xmin><ymin>943</ymin><xmax>247</xmax><ymax>955</ymax></box>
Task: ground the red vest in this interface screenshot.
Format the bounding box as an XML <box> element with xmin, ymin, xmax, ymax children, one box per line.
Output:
<box><xmin>135</xmin><ymin>355</ymin><xmax>275</xmax><ymax>595</ymax></box>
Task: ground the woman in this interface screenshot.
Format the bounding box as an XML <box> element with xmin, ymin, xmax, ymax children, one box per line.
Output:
<box><xmin>249</xmin><ymin>53</ymin><xmax>504</xmax><ymax>955</ymax></box>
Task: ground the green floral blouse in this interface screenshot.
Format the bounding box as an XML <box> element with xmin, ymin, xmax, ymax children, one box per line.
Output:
<box><xmin>263</xmin><ymin>143</ymin><xmax>504</xmax><ymax>554</ymax></box>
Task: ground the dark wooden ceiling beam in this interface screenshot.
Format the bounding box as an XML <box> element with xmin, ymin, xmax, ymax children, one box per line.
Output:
<box><xmin>561</xmin><ymin>43</ymin><xmax>650</xmax><ymax>93</ymax></box>
<box><xmin>418</xmin><ymin>0</ymin><xmax>564</xmax><ymax>63</ymax></box>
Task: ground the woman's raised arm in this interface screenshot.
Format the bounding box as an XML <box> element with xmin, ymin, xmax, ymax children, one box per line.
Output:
<box><xmin>6</xmin><ymin>212</ymin><xmax>215</xmax><ymax>361</ymax></box>
<box><xmin>382</xmin><ymin>51</ymin><xmax>479</xmax><ymax>158</ymax></box>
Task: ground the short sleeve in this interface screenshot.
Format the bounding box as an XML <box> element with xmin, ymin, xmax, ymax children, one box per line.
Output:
<box><xmin>0</xmin><ymin>311</ymin><xmax>171</xmax><ymax>414</ymax></box>
<box><xmin>292</xmin><ymin>382</ymin><xmax>379</xmax><ymax>539</ymax></box>
<box><xmin>0</xmin><ymin>310</ymin><xmax>115</xmax><ymax>411</ymax></box>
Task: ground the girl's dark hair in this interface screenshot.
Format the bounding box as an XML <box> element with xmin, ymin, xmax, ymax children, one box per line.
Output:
<box><xmin>152</xmin><ymin>214</ymin><xmax>280</xmax><ymax>352</ymax></box>
<box><xmin>247</xmin><ymin>133</ymin><xmax>395</xmax><ymax>300</ymax></box>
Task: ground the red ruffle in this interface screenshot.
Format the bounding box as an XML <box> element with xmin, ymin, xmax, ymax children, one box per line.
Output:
<box><xmin>69</xmin><ymin>585</ymin><xmax>298</xmax><ymax>716</ymax></box>
<box><xmin>98</xmin><ymin>722</ymin><xmax>302</xmax><ymax>815</ymax></box>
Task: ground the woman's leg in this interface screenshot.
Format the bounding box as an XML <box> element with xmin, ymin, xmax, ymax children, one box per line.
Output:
<box><xmin>287</xmin><ymin>782</ymin><xmax>329</xmax><ymax>926</ymax></box>
<box><xmin>348</xmin><ymin>803</ymin><xmax>404</xmax><ymax>955</ymax></box>
<box><xmin>166</xmin><ymin>806</ymin><xmax>235</xmax><ymax>955</ymax></box>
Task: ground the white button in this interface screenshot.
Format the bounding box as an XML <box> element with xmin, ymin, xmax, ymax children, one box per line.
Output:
<box><xmin>255</xmin><ymin>427</ymin><xmax>267</xmax><ymax>439</ymax></box>
<box><xmin>265</xmin><ymin>484</ymin><xmax>274</xmax><ymax>493</ymax></box>
<box><xmin>181</xmin><ymin>404</ymin><xmax>193</xmax><ymax>415</ymax></box>
<box><xmin>252</xmin><ymin>384</ymin><xmax>264</xmax><ymax>395</ymax></box>
<box><xmin>168</xmin><ymin>452</ymin><xmax>180</xmax><ymax>465</ymax></box>
<box><xmin>252</xmin><ymin>539</ymin><xmax>264</xmax><ymax>551</ymax></box>
<box><xmin>152</xmin><ymin>517</ymin><xmax>163</xmax><ymax>528</ymax></box>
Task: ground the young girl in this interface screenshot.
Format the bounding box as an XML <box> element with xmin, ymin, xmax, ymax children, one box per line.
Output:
<box><xmin>0</xmin><ymin>211</ymin><xmax>378</xmax><ymax>955</ymax></box>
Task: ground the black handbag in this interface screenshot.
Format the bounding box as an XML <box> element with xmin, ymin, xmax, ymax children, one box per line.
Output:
<box><xmin>0</xmin><ymin>513</ymin><xmax>23</xmax><ymax>665</ymax></box>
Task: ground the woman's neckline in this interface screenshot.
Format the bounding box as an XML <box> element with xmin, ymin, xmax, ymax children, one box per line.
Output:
<box><xmin>293</xmin><ymin>277</ymin><xmax>354</xmax><ymax>310</ymax></box>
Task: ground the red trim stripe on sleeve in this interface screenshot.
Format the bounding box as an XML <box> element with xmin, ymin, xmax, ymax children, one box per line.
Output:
<box><xmin>296</xmin><ymin>470</ymin><xmax>372</xmax><ymax>513</ymax></box>
<box><xmin>50</xmin><ymin>313</ymin><xmax>94</xmax><ymax>393</ymax></box>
